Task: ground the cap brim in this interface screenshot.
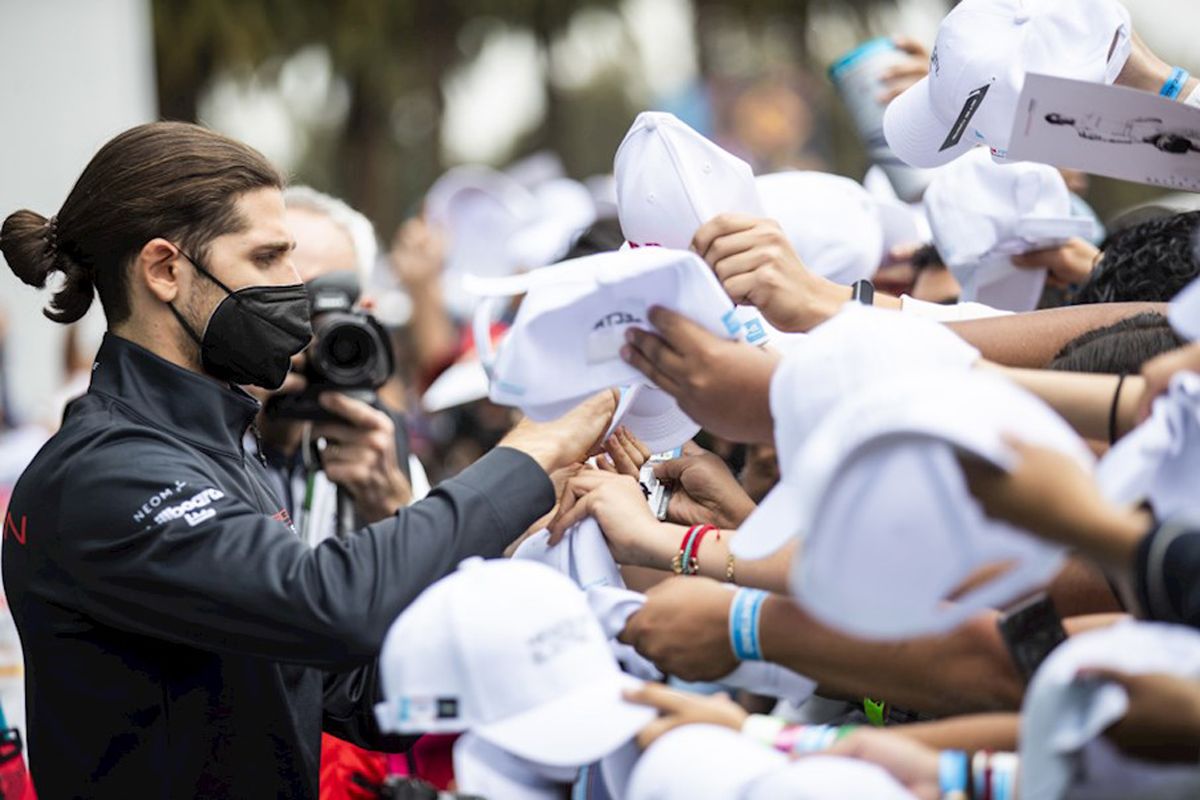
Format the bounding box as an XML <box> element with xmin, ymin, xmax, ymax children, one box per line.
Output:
<box><xmin>883</xmin><ymin>77</ymin><xmax>977</xmax><ymax>169</ymax></box>
<box><xmin>422</xmin><ymin>360</ymin><xmax>491</xmax><ymax>413</ymax></box>
<box><xmin>621</xmin><ymin>387</ymin><xmax>700</xmax><ymax>454</ymax></box>
<box><xmin>731</xmin><ymin>481</ymin><xmax>804</xmax><ymax>560</ymax></box>
<box><xmin>474</xmin><ymin>673</ymin><xmax>655</xmax><ymax>767</ymax></box>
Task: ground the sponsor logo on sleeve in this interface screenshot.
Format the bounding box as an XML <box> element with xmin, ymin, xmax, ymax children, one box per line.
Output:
<box><xmin>152</xmin><ymin>488</ymin><xmax>226</xmax><ymax>528</ymax></box>
<box><xmin>131</xmin><ymin>480</ymin><xmax>189</xmax><ymax>524</ymax></box>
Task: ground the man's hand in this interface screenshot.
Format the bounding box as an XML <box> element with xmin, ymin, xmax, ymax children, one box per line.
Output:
<box><xmin>619</xmin><ymin>577</ymin><xmax>739</xmax><ymax>682</ymax></box>
<box><xmin>826</xmin><ymin>729</ymin><xmax>941</xmax><ymax>800</ymax></box>
<box><xmin>877</xmin><ymin>36</ymin><xmax>931</xmax><ymax>104</ymax></box>
<box><xmin>596</xmin><ymin>427</ymin><xmax>652</xmax><ymax>478</ymax></box>
<box><xmin>653</xmin><ymin>442</ymin><xmax>756</xmax><ymax>529</ymax></box>
<box><xmin>691</xmin><ymin>213</ymin><xmax>847</xmax><ymax>333</ymax></box>
<box><xmin>958</xmin><ymin>437</ymin><xmax>1148</xmax><ymax>567</ymax></box>
<box><xmin>1011</xmin><ymin>238</ymin><xmax>1100</xmax><ymax>288</ymax></box>
<box><xmin>622</xmin><ymin>307</ymin><xmax>779</xmax><ymax>444</ymax></box>
<box><xmin>498</xmin><ymin>389</ymin><xmax>619</xmax><ymax>475</ymax></box>
<box><xmin>547</xmin><ymin>469</ymin><xmax>661</xmax><ymax>564</ymax></box>
<box><xmin>1079</xmin><ymin>668</ymin><xmax>1200</xmax><ymax>763</ymax></box>
<box><xmin>312</xmin><ymin>392</ymin><xmax>412</xmax><ymax>523</ymax></box>
<box><xmin>624</xmin><ymin>684</ymin><xmax>749</xmax><ymax>750</ymax></box>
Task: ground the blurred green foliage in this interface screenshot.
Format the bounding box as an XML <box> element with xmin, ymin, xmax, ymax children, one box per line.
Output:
<box><xmin>152</xmin><ymin>0</ymin><xmax>909</xmax><ymax>236</ymax></box>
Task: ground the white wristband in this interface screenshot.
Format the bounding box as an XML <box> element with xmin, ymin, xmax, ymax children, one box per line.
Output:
<box><xmin>1185</xmin><ymin>84</ymin><xmax>1200</xmax><ymax>110</ymax></box>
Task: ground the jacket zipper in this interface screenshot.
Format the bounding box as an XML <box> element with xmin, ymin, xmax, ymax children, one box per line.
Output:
<box><xmin>248</xmin><ymin>421</ymin><xmax>268</xmax><ymax>467</ymax></box>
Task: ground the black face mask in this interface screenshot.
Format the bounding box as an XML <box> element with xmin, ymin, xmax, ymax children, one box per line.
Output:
<box><xmin>168</xmin><ymin>250</ymin><xmax>313</xmax><ymax>390</ymax></box>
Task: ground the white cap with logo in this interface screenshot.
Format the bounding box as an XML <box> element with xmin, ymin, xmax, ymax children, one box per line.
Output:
<box><xmin>614</xmin><ymin>110</ymin><xmax>773</xmax><ymax>348</ymax></box>
<box><xmin>373</xmin><ymin>559</ymin><xmax>655</xmax><ymax>766</ymax></box>
<box><xmin>924</xmin><ymin>148</ymin><xmax>1100</xmax><ymax>311</ymax></box>
<box><xmin>466</xmin><ymin>246</ymin><xmax>741</xmax><ymax>452</ymax></box>
<box><xmin>883</xmin><ymin>0</ymin><xmax>1132</xmax><ymax>168</ymax></box>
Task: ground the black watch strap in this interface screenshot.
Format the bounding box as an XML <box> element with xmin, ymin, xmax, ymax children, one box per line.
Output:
<box><xmin>851</xmin><ymin>279</ymin><xmax>875</xmax><ymax>306</ymax></box>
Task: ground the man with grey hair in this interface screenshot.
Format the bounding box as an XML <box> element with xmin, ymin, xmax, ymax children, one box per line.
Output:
<box><xmin>247</xmin><ymin>186</ymin><xmax>422</xmax><ymax>547</ymax></box>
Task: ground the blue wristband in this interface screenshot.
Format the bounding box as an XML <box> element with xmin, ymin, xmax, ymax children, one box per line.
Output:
<box><xmin>729</xmin><ymin>588</ymin><xmax>768</xmax><ymax>661</ymax></box>
<box><xmin>1161</xmin><ymin>67</ymin><xmax>1190</xmax><ymax>100</ymax></box>
<box><xmin>938</xmin><ymin>750</ymin><xmax>969</xmax><ymax>799</ymax></box>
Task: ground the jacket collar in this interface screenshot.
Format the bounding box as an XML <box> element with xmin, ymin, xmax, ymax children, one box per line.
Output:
<box><xmin>88</xmin><ymin>333</ymin><xmax>261</xmax><ymax>457</ymax></box>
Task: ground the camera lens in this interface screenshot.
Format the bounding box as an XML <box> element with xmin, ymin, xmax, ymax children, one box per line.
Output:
<box><xmin>309</xmin><ymin>311</ymin><xmax>393</xmax><ymax>389</ymax></box>
<box><xmin>329</xmin><ymin>327</ymin><xmax>369</xmax><ymax>368</ymax></box>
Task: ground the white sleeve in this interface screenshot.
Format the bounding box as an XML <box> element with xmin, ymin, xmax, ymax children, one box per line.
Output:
<box><xmin>900</xmin><ymin>294</ymin><xmax>1013</xmax><ymax>321</ymax></box>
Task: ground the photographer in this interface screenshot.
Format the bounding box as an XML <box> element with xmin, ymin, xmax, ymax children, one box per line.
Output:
<box><xmin>252</xmin><ymin>187</ymin><xmax>418</xmax><ymax>545</ymax></box>
<box><xmin>0</xmin><ymin>122</ymin><xmax>614</xmax><ymax>799</ymax></box>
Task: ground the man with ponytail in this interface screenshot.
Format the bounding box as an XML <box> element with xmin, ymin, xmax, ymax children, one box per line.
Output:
<box><xmin>0</xmin><ymin>122</ymin><xmax>615</xmax><ymax>798</ymax></box>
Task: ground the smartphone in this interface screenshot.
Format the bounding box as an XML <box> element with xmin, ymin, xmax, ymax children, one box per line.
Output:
<box><xmin>996</xmin><ymin>592</ymin><xmax>1067</xmax><ymax>682</ymax></box>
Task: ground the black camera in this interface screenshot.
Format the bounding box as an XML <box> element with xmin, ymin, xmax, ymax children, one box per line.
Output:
<box><xmin>266</xmin><ymin>270</ymin><xmax>395</xmax><ymax>421</ymax></box>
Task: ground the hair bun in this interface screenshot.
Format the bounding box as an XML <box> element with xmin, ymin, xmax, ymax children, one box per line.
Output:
<box><xmin>1</xmin><ymin>209</ymin><xmax>57</xmax><ymax>289</ymax></box>
<box><xmin>1</xmin><ymin>209</ymin><xmax>94</xmax><ymax>323</ymax></box>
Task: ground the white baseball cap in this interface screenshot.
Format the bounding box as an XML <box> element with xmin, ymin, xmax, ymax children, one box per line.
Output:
<box><xmin>511</xmin><ymin>517</ymin><xmax>627</xmax><ymax>593</ymax></box>
<box><xmin>466</xmin><ymin>246</ymin><xmax>739</xmax><ymax>452</ymax></box>
<box><xmin>613</xmin><ymin>111</ymin><xmax>774</xmax><ymax>348</ymax></box>
<box><xmin>764</xmin><ymin>303</ymin><xmax>982</xmax><ymax>479</ymax></box>
<box><xmin>862</xmin><ymin>164</ymin><xmax>934</xmax><ymax>249</ymax></box>
<box><xmin>373</xmin><ymin>559</ymin><xmax>655</xmax><ymax>765</ymax></box>
<box><xmin>1170</xmin><ymin>274</ymin><xmax>1200</xmax><ymax>341</ymax></box>
<box><xmin>1021</xmin><ymin>621</ymin><xmax>1200</xmax><ymax>800</ymax></box>
<box><xmin>420</xmin><ymin>359</ymin><xmax>490</xmax><ymax>413</ymax></box>
<box><xmin>1096</xmin><ymin>372</ymin><xmax>1200</xmax><ymax>520</ymax></box>
<box><xmin>507</xmin><ymin>178</ymin><xmax>598</xmax><ymax>271</ymax></box>
<box><xmin>883</xmin><ymin>0</ymin><xmax>1133</xmax><ymax>168</ymax></box>
<box><xmin>425</xmin><ymin>165</ymin><xmax>538</xmax><ymax>316</ymax></box>
<box><xmin>744</xmin><ymin>756</ymin><xmax>917</xmax><ymax>799</ymax></box>
<box><xmin>626</xmin><ymin>724</ymin><xmax>789</xmax><ymax>800</ymax></box>
<box><xmin>755</xmin><ymin>171</ymin><xmax>886</xmax><ymax>285</ymax></box>
<box><xmin>924</xmin><ymin>148</ymin><xmax>1099</xmax><ymax>311</ymax></box>
<box><xmin>452</xmin><ymin>733</ymin><xmax>579</xmax><ymax>800</ymax></box>
<box><xmin>615</xmin><ymin>111</ymin><xmax>764</xmax><ymax>249</ymax></box>
<box><xmin>737</xmin><ymin>370</ymin><xmax>1093</xmax><ymax>640</ymax></box>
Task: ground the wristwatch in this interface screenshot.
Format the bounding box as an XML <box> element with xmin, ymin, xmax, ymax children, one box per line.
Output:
<box><xmin>850</xmin><ymin>279</ymin><xmax>875</xmax><ymax>306</ymax></box>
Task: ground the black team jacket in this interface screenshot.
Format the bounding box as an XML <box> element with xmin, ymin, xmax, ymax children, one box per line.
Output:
<box><xmin>2</xmin><ymin>333</ymin><xmax>554</xmax><ymax>798</ymax></box>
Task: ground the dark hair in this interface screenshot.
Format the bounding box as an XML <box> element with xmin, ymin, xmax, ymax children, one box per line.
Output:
<box><xmin>1049</xmin><ymin>312</ymin><xmax>1185</xmax><ymax>374</ymax></box>
<box><xmin>1</xmin><ymin>121</ymin><xmax>283</xmax><ymax>325</ymax></box>
<box><xmin>909</xmin><ymin>243</ymin><xmax>946</xmax><ymax>272</ymax></box>
<box><xmin>1071</xmin><ymin>211</ymin><xmax>1200</xmax><ymax>305</ymax></box>
<box><xmin>562</xmin><ymin>217</ymin><xmax>626</xmax><ymax>260</ymax></box>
